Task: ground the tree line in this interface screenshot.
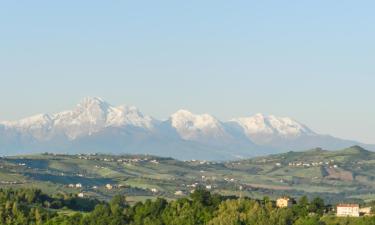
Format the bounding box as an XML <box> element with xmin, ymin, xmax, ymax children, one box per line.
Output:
<box><xmin>0</xmin><ymin>188</ymin><xmax>375</xmax><ymax>225</ymax></box>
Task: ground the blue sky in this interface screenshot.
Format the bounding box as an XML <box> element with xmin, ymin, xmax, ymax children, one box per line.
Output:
<box><xmin>0</xmin><ymin>1</ymin><xmax>374</xmax><ymax>143</ymax></box>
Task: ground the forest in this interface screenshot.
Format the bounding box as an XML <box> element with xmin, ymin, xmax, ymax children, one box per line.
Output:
<box><xmin>0</xmin><ymin>188</ymin><xmax>374</xmax><ymax>225</ymax></box>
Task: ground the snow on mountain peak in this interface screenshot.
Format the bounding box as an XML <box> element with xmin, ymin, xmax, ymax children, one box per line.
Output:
<box><xmin>106</xmin><ymin>105</ymin><xmax>154</xmax><ymax>129</ymax></box>
<box><xmin>0</xmin><ymin>98</ymin><xmax>371</xmax><ymax>159</ymax></box>
<box><xmin>77</xmin><ymin>97</ymin><xmax>110</xmax><ymax>112</ymax></box>
<box><xmin>79</xmin><ymin>96</ymin><xmax>107</xmax><ymax>105</ymax></box>
<box><xmin>171</xmin><ymin>110</ymin><xmax>220</xmax><ymax>129</ymax></box>
<box><xmin>53</xmin><ymin>98</ymin><xmax>156</xmax><ymax>138</ymax></box>
<box><xmin>231</xmin><ymin>113</ymin><xmax>315</xmax><ymax>138</ymax></box>
<box><xmin>0</xmin><ymin>98</ymin><xmax>317</xmax><ymax>144</ymax></box>
<box><xmin>170</xmin><ymin>110</ymin><xmax>229</xmax><ymax>141</ymax></box>
<box><xmin>2</xmin><ymin>114</ymin><xmax>52</xmax><ymax>129</ymax></box>
<box><xmin>1</xmin><ymin>97</ymin><xmax>155</xmax><ymax>140</ymax></box>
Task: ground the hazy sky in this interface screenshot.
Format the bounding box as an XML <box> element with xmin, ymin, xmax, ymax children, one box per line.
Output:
<box><xmin>0</xmin><ymin>1</ymin><xmax>374</xmax><ymax>144</ymax></box>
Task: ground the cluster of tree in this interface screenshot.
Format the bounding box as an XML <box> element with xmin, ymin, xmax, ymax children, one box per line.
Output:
<box><xmin>0</xmin><ymin>188</ymin><xmax>100</xmax><ymax>225</ymax></box>
<box><xmin>1</xmin><ymin>188</ymin><xmax>375</xmax><ymax>224</ymax></box>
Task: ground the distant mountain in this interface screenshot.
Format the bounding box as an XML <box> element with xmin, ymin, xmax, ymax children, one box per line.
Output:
<box><xmin>0</xmin><ymin>97</ymin><xmax>374</xmax><ymax>160</ymax></box>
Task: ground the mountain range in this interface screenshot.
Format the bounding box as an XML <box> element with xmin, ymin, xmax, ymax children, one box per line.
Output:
<box><xmin>0</xmin><ymin>97</ymin><xmax>373</xmax><ymax>160</ymax></box>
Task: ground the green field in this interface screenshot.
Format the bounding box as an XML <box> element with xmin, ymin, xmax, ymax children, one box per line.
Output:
<box><xmin>1</xmin><ymin>146</ymin><xmax>375</xmax><ymax>204</ymax></box>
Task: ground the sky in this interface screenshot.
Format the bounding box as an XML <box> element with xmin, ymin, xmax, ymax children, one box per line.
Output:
<box><xmin>0</xmin><ymin>1</ymin><xmax>374</xmax><ymax>144</ymax></box>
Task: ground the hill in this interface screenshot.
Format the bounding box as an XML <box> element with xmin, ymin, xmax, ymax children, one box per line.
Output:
<box><xmin>1</xmin><ymin>146</ymin><xmax>375</xmax><ymax>203</ymax></box>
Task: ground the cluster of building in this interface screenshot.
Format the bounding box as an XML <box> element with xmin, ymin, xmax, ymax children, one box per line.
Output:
<box><xmin>186</xmin><ymin>160</ymin><xmax>217</xmax><ymax>165</ymax></box>
<box><xmin>0</xmin><ymin>180</ymin><xmax>24</xmax><ymax>185</ymax></box>
<box><xmin>67</xmin><ymin>183</ymin><xmax>116</xmax><ymax>190</ymax></box>
<box><xmin>287</xmin><ymin>160</ymin><xmax>338</xmax><ymax>168</ymax></box>
<box><xmin>276</xmin><ymin>197</ymin><xmax>372</xmax><ymax>217</ymax></box>
<box><xmin>76</xmin><ymin>154</ymin><xmax>160</xmax><ymax>164</ymax></box>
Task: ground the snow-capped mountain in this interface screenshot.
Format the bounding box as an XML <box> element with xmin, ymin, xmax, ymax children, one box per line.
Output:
<box><xmin>0</xmin><ymin>97</ymin><xmax>373</xmax><ymax>160</ymax></box>
<box><xmin>169</xmin><ymin>110</ymin><xmax>232</xmax><ymax>144</ymax></box>
<box><xmin>2</xmin><ymin>97</ymin><xmax>156</xmax><ymax>140</ymax></box>
<box><xmin>229</xmin><ymin>113</ymin><xmax>316</xmax><ymax>145</ymax></box>
<box><xmin>231</xmin><ymin>113</ymin><xmax>315</xmax><ymax>137</ymax></box>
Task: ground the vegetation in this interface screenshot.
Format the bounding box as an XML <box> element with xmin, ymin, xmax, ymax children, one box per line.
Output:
<box><xmin>2</xmin><ymin>146</ymin><xmax>375</xmax><ymax>204</ymax></box>
<box><xmin>1</xmin><ymin>187</ymin><xmax>375</xmax><ymax>225</ymax></box>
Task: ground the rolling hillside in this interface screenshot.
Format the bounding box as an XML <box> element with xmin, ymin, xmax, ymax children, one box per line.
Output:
<box><xmin>0</xmin><ymin>146</ymin><xmax>375</xmax><ymax>203</ymax></box>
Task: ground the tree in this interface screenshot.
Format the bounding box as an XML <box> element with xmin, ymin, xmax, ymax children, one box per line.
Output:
<box><xmin>309</xmin><ymin>197</ymin><xmax>325</xmax><ymax>216</ymax></box>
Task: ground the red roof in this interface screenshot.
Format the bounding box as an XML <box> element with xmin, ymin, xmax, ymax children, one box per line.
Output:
<box><xmin>337</xmin><ymin>204</ymin><xmax>359</xmax><ymax>208</ymax></box>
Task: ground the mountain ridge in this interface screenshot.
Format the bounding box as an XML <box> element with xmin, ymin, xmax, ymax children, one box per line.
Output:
<box><xmin>0</xmin><ymin>97</ymin><xmax>374</xmax><ymax>160</ymax></box>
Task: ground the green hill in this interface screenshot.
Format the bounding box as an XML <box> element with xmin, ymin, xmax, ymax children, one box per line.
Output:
<box><xmin>1</xmin><ymin>146</ymin><xmax>375</xmax><ymax>204</ymax></box>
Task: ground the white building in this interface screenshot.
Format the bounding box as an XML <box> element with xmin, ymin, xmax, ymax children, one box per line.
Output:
<box><xmin>359</xmin><ymin>207</ymin><xmax>372</xmax><ymax>216</ymax></box>
<box><xmin>105</xmin><ymin>184</ymin><xmax>113</xmax><ymax>190</ymax></box>
<box><xmin>337</xmin><ymin>204</ymin><xmax>360</xmax><ymax>217</ymax></box>
<box><xmin>78</xmin><ymin>193</ymin><xmax>84</xmax><ymax>198</ymax></box>
<box><xmin>174</xmin><ymin>190</ymin><xmax>184</xmax><ymax>196</ymax></box>
<box><xmin>75</xmin><ymin>183</ymin><xmax>82</xmax><ymax>188</ymax></box>
<box><xmin>276</xmin><ymin>197</ymin><xmax>293</xmax><ymax>208</ymax></box>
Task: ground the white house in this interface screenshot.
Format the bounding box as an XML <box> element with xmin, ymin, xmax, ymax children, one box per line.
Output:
<box><xmin>174</xmin><ymin>190</ymin><xmax>184</xmax><ymax>196</ymax></box>
<box><xmin>359</xmin><ymin>207</ymin><xmax>372</xmax><ymax>216</ymax></box>
<box><xmin>105</xmin><ymin>184</ymin><xmax>113</xmax><ymax>190</ymax></box>
<box><xmin>276</xmin><ymin>197</ymin><xmax>294</xmax><ymax>208</ymax></box>
<box><xmin>337</xmin><ymin>204</ymin><xmax>360</xmax><ymax>217</ymax></box>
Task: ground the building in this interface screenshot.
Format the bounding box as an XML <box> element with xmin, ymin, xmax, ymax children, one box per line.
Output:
<box><xmin>75</xmin><ymin>183</ymin><xmax>82</xmax><ymax>188</ymax></box>
<box><xmin>151</xmin><ymin>188</ymin><xmax>158</xmax><ymax>193</ymax></box>
<box><xmin>336</xmin><ymin>204</ymin><xmax>360</xmax><ymax>217</ymax></box>
<box><xmin>78</xmin><ymin>192</ymin><xmax>84</xmax><ymax>198</ymax></box>
<box><xmin>276</xmin><ymin>197</ymin><xmax>293</xmax><ymax>208</ymax></box>
<box><xmin>174</xmin><ymin>190</ymin><xmax>184</xmax><ymax>196</ymax></box>
<box><xmin>105</xmin><ymin>184</ymin><xmax>113</xmax><ymax>190</ymax></box>
<box><xmin>359</xmin><ymin>207</ymin><xmax>372</xmax><ymax>216</ymax></box>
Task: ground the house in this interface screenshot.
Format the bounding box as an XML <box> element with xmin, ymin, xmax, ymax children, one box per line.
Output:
<box><xmin>359</xmin><ymin>207</ymin><xmax>372</xmax><ymax>216</ymax></box>
<box><xmin>105</xmin><ymin>184</ymin><xmax>113</xmax><ymax>190</ymax></box>
<box><xmin>151</xmin><ymin>188</ymin><xmax>158</xmax><ymax>193</ymax></box>
<box><xmin>336</xmin><ymin>204</ymin><xmax>360</xmax><ymax>217</ymax></box>
<box><xmin>75</xmin><ymin>183</ymin><xmax>82</xmax><ymax>188</ymax></box>
<box><xmin>174</xmin><ymin>190</ymin><xmax>184</xmax><ymax>196</ymax></box>
<box><xmin>276</xmin><ymin>197</ymin><xmax>294</xmax><ymax>208</ymax></box>
<box><xmin>78</xmin><ymin>193</ymin><xmax>84</xmax><ymax>198</ymax></box>
<box><xmin>68</xmin><ymin>184</ymin><xmax>75</xmax><ymax>188</ymax></box>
